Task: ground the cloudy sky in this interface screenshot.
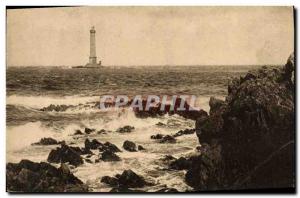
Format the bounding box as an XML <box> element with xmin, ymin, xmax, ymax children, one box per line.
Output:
<box><xmin>7</xmin><ymin>6</ymin><xmax>294</xmax><ymax>66</ymax></box>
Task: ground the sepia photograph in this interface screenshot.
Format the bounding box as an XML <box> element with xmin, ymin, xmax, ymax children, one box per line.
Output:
<box><xmin>6</xmin><ymin>6</ymin><xmax>295</xmax><ymax>193</ymax></box>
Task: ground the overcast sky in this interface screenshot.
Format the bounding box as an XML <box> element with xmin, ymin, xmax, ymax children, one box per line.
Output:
<box><xmin>7</xmin><ymin>6</ymin><xmax>294</xmax><ymax>66</ymax></box>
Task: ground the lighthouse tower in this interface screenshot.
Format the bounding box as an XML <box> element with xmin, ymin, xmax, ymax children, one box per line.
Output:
<box><xmin>86</xmin><ymin>26</ymin><xmax>101</xmax><ymax>67</ymax></box>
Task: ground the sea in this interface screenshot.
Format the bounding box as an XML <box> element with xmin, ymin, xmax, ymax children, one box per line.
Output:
<box><xmin>6</xmin><ymin>65</ymin><xmax>257</xmax><ymax>192</ymax></box>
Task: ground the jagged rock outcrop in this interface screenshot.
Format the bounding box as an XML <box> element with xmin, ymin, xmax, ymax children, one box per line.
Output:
<box><xmin>132</xmin><ymin>98</ymin><xmax>208</xmax><ymax>120</ymax></box>
<box><xmin>101</xmin><ymin>169</ymin><xmax>148</xmax><ymax>189</ymax></box>
<box><xmin>47</xmin><ymin>144</ymin><xmax>92</xmax><ymax>166</ymax></box>
<box><xmin>101</xmin><ymin>142</ymin><xmax>122</xmax><ymax>153</ymax></box>
<box><xmin>6</xmin><ymin>160</ymin><xmax>88</xmax><ymax>192</ymax></box>
<box><xmin>40</xmin><ymin>104</ymin><xmax>74</xmax><ymax>112</ymax></box>
<box><xmin>85</xmin><ymin>138</ymin><xmax>103</xmax><ymax>150</ymax></box>
<box><xmin>187</xmin><ymin>53</ymin><xmax>295</xmax><ymax>191</ymax></box>
<box><xmin>31</xmin><ymin>137</ymin><xmax>62</xmax><ymax>145</ymax></box>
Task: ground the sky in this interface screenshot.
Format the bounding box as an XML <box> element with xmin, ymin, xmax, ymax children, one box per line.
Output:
<box><xmin>7</xmin><ymin>6</ymin><xmax>294</xmax><ymax>66</ymax></box>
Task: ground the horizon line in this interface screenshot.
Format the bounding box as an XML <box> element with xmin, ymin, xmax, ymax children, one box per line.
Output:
<box><xmin>7</xmin><ymin>63</ymin><xmax>283</xmax><ymax>68</ymax></box>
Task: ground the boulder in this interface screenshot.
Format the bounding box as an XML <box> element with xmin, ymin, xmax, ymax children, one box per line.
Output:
<box><xmin>31</xmin><ymin>137</ymin><xmax>60</xmax><ymax>145</ymax></box>
<box><xmin>116</xmin><ymin>125</ymin><xmax>135</xmax><ymax>133</ymax></box>
<box><xmin>101</xmin><ymin>170</ymin><xmax>148</xmax><ymax>190</ymax></box>
<box><xmin>84</xmin><ymin>138</ymin><xmax>103</xmax><ymax>150</ymax></box>
<box><xmin>123</xmin><ymin>140</ymin><xmax>137</xmax><ymax>152</ymax></box>
<box><xmin>100</xmin><ymin>150</ymin><xmax>121</xmax><ymax>162</ymax></box>
<box><xmin>84</xmin><ymin>127</ymin><xmax>95</xmax><ymax>134</ymax></box>
<box><xmin>103</xmin><ymin>142</ymin><xmax>122</xmax><ymax>153</ymax></box>
<box><xmin>151</xmin><ymin>134</ymin><xmax>164</xmax><ymax>139</ymax></box>
<box><xmin>47</xmin><ymin>144</ymin><xmax>85</xmax><ymax>166</ymax></box>
<box><xmin>172</xmin><ymin>129</ymin><xmax>195</xmax><ymax>138</ymax></box>
<box><xmin>138</xmin><ymin>145</ymin><xmax>146</xmax><ymax>151</ymax></box>
<box><xmin>118</xmin><ymin>169</ymin><xmax>147</xmax><ymax>188</ymax></box>
<box><xmin>101</xmin><ymin>176</ymin><xmax>119</xmax><ymax>186</ymax></box>
<box><xmin>159</xmin><ymin>135</ymin><xmax>176</xmax><ymax>144</ymax></box>
<box><xmin>6</xmin><ymin>160</ymin><xmax>87</xmax><ymax>192</ymax></box>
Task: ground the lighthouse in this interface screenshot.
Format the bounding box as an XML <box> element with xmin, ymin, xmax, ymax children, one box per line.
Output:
<box><xmin>86</xmin><ymin>26</ymin><xmax>101</xmax><ymax>67</ymax></box>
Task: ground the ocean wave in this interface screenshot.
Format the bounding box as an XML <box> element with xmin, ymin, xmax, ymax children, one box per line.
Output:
<box><xmin>7</xmin><ymin>95</ymin><xmax>100</xmax><ymax>109</ymax></box>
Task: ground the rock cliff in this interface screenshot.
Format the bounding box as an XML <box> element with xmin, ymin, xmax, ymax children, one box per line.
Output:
<box><xmin>187</xmin><ymin>53</ymin><xmax>295</xmax><ymax>191</ymax></box>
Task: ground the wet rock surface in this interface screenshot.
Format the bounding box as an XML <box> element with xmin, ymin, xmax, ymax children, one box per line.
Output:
<box><xmin>47</xmin><ymin>144</ymin><xmax>92</xmax><ymax>166</ymax></box>
<box><xmin>101</xmin><ymin>169</ymin><xmax>148</xmax><ymax>189</ymax></box>
<box><xmin>132</xmin><ymin>98</ymin><xmax>208</xmax><ymax>120</ymax></box>
<box><xmin>85</xmin><ymin>138</ymin><xmax>103</xmax><ymax>150</ymax></box>
<box><xmin>31</xmin><ymin>137</ymin><xmax>62</xmax><ymax>145</ymax></box>
<box><xmin>172</xmin><ymin>128</ymin><xmax>195</xmax><ymax>138</ymax></box>
<box><xmin>40</xmin><ymin>104</ymin><xmax>74</xmax><ymax>112</ymax></box>
<box><xmin>116</xmin><ymin>125</ymin><xmax>135</xmax><ymax>133</ymax></box>
<box><xmin>151</xmin><ymin>134</ymin><xmax>164</xmax><ymax>139</ymax></box>
<box><xmin>186</xmin><ymin>53</ymin><xmax>295</xmax><ymax>191</ymax></box>
<box><xmin>100</xmin><ymin>150</ymin><xmax>121</xmax><ymax>162</ymax></box>
<box><xmin>159</xmin><ymin>135</ymin><xmax>176</xmax><ymax>144</ymax></box>
<box><xmin>138</xmin><ymin>145</ymin><xmax>146</xmax><ymax>151</ymax></box>
<box><xmin>84</xmin><ymin>127</ymin><xmax>95</xmax><ymax>134</ymax></box>
<box><xmin>6</xmin><ymin>160</ymin><xmax>87</xmax><ymax>192</ymax></box>
<box><xmin>123</xmin><ymin>140</ymin><xmax>137</xmax><ymax>152</ymax></box>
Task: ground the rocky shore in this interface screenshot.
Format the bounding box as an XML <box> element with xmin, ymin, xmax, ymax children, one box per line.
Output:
<box><xmin>6</xmin><ymin>54</ymin><xmax>295</xmax><ymax>192</ymax></box>
<box><xmin>186</xmin><ymin>53</ymin><xmax>295</xmax><ymax>191</ymax></box>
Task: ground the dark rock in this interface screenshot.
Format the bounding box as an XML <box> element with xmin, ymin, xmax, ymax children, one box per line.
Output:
<box><xmin>47</xmin><ymin>144</ymin><xmax>84</xmax><ymax>166</ymax></box>
<box><xmin>123</xmin><ymin>140</ymin><xmax>137</xmax><ymax>152</ymax></box>
<box><xmin>74</xmin><ymin>130</ymin><xmax>83</xmax><ymax>135</ymax></box>
<box><xmin>118</xmin><ymin>169</ymin><xmax>147</xmax><ymax>188</ymax></box>
<box><xmin>169</xmin><ymin>157</ymin><xmax>192</xmax><ymax>170</ymax></box>
<box><xmin>101</xmin><ymin>176</ymin><xmax>119</xmax><ymax>186</ymax></box>
<box><xmin>116</xmin><ymin>125</ymin><xmax>135</xmax><ymax>133</ymax></box>
<box><xmin>100</xmin><ymin>150</ymin><xmax>121</xmax><ymax>162</ymax></box>
<box><xmin>138</xmin><ymin>145</ymin><xmax>145</xmax><ymax>151</ymax></box>
<box><xmin>159</xmin><ymin>135</ymin><xmax>176</xmax><ymax>144</ymax></box>
<box><xmin>172</xmin><ymin>128</ymin><xmax>195</xmax><ymax>137</ymax></box>
<box><xmin>103</xmin><ymin>142</ymin><xmax>122</xmax><ymax>153</ymax></box>
<box><xmin>132</xmin><ymin>97</ymin><xmax>208</xmax><ymax>120</ymax></box>
<box><xmin>187</xmin><ymin>54</ymin><xmax>295</xmax><ymax>191</ymax></box>
<box><xmin>208</xmin><ymin>97</ymin><xmax>225</xmax><ymax>115</ymax></box>
<box><xmin>150</xmin><ymin>134</ymin><xmax>164</xmax><ymax>139</ymax></box>
<box><xmin>85</xmin><ymin>138</ymin><xmax>103</xmax><ymax>150</ymax></box>
<box><xmin>101</xmin><ymin>170</ymin><xmax>148</xmax><ymax>190</ymax></box>
<box><xmin>6</xmin><ymin>160</ymin><xmax>87</xmax><ymax>192</ymax></box>
<box><xmin>40</xmin><ymin>104</ymin><xmax>74</xmax><ymax>112</ymax></box>
<box><xmin>31</xmin><ymin>137</ymin><xmax>60</xmax><ymax>145</ymax></box>
<box><xmin>84</xmin><ymin>127</ymin><xmax>95</xmax><ymax>134</ymax></box>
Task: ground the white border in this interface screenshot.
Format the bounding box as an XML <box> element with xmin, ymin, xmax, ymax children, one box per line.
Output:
<box><xmin>0</xmin><ymin>1</ymin><xmax>298</xmax><ymax>198</ymax></box>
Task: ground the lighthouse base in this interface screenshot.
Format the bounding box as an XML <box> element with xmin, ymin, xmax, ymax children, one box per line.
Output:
<box><xmin>84</xmin><ymin>63</ymin><xmax>102</xmax><ymax>68</ymax></box>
